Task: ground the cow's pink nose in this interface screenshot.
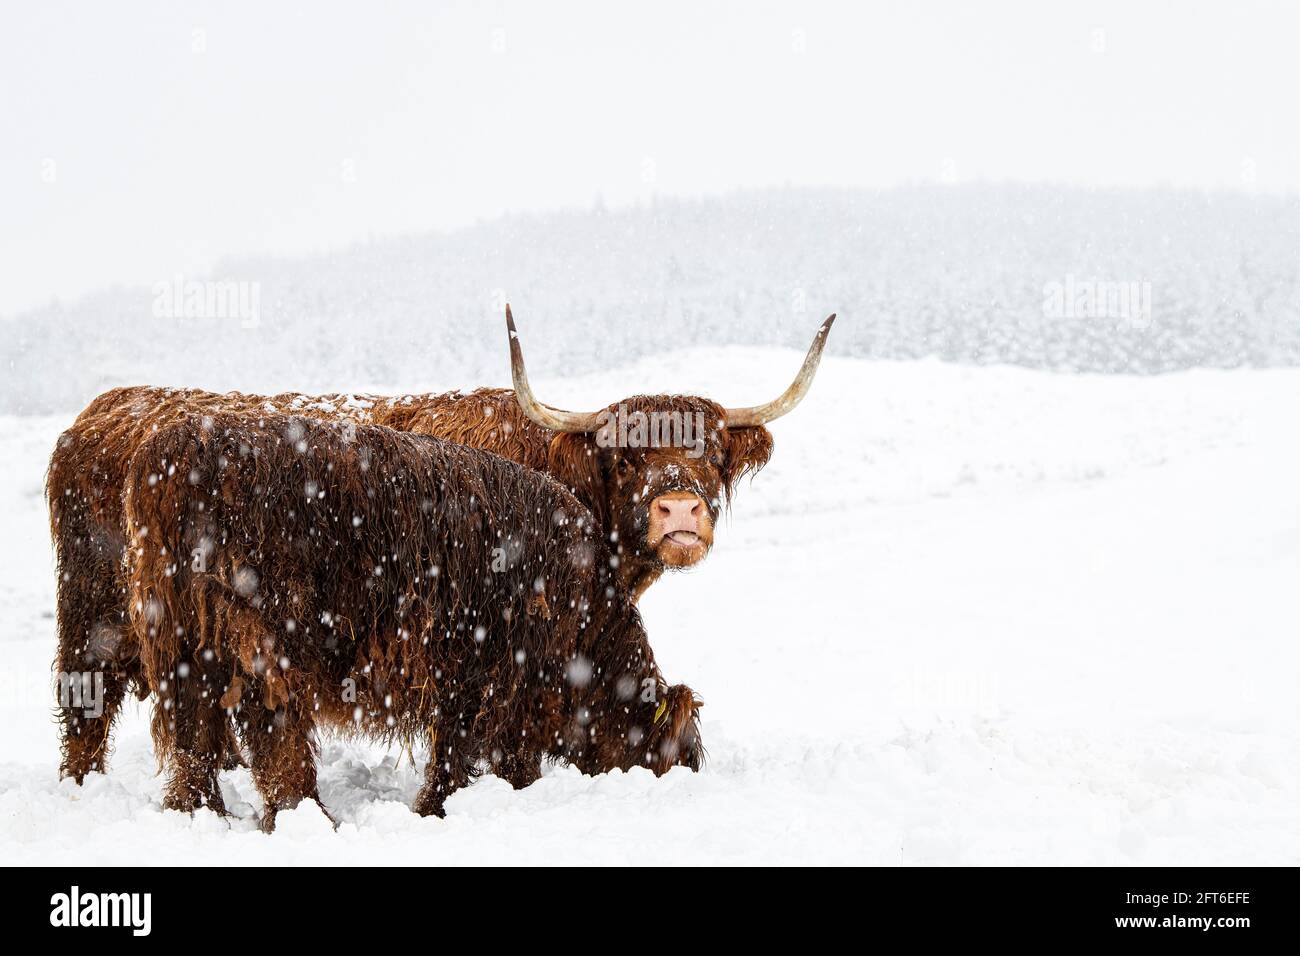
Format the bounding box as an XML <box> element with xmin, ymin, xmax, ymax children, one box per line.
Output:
<box><xmin>657</xmin><ymin>495</ymin><xmax>703</xmax><ymax>531</ymax></box>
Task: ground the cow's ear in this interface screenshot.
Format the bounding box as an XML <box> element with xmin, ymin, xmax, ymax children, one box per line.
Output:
<box><xmin>546</xmin><ymin>432</ymin><xmax>609</xmax><ymax>527</ymax></box>
<box><xmin>722</xmin><ymin>426</ymin><xmax>774</xmax><ymax>499</ymax></box>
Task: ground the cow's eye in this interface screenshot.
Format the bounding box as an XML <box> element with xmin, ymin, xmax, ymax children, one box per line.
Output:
<box><xmin>616</xmin><ymin>457</ymin><xmax>635</xmax><ymax>480</ymax></box>
<box><xmin>709</xmin><ymin>451</ymin><xmax>724</xmax><ymax>467</ymax></box>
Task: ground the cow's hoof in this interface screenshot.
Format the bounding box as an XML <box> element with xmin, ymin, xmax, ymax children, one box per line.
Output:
<box><xmin>411</xmin><ymin>791</ymin><xmax>446</xmax><ymax>819</ymax></box>
<box><xmin>163</xmin><ymin>787</ymin><xmax>227</xmax><ymax>817</ymax></box>
<box><xmin>60</xmin><ymin>754</ymin><xmax>103</xmax><ymax>785</ymax></box>
<box><xmin>221</xmin><ymin>752</ymin><xmax>247</xmax><ymax>771</ymax></box>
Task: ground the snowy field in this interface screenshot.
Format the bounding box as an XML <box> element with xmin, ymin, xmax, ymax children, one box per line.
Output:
<box><xmin>1</xmin><ymin>348</ymin><xmax>1298</xmax><ymax>865</ymax></box>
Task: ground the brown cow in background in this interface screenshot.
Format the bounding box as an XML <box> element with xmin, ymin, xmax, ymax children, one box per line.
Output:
<box><xmin>48</xmin><ymin>306</ymin><xmax>835</xmax><ymax>783</ymax></box>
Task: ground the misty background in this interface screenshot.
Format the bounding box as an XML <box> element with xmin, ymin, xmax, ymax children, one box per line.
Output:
<box><xmin>2</xmin><ymin>2</ymin><xmax>1298</xmax><ymax>414</ymax></box>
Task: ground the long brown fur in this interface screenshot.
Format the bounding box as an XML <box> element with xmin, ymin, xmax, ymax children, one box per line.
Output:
<box><xmin>48</xmin><ymin>384</ymin><xmax>770</xmax><ymax>782</ymax></box>
<box><xmin>123</xmin><ymin>413</ymin><xmax>703</xmax><ymax>829</ymax></box>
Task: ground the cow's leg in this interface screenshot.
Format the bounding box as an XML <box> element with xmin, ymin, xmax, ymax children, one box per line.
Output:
<box><xmin>412</xmin><ymin>713</ymin><xmax>478</xmax><ymax>818</ymax></box>
<box><xmin>221</xmin><ymin>721</ymin><xmax>247</xmax><ymax>770</ymax></box>
<box><xmin>53</xmin><ymin>507</ymin><xmax>134</xmax><ymax>783</ymax></box>
<box><xmin>238</xmin><ymin>700</ymin><xmax>324</xmax><ymax>833</ymax></box>
<box><xmin>154</xmin><ymin>656</ymin><xmax>229</xmax><ymax>814</ymax></box>
<box><xmin>493</xmin><ymin>746</ymin><xmax>543</xmax><ymax>791</ymax></box>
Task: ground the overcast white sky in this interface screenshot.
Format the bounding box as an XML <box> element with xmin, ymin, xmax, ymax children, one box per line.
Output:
<box><xmin>2</xmin><ymin>1</ymin><xmax>1297</xmax><ymax>316</ymax></box>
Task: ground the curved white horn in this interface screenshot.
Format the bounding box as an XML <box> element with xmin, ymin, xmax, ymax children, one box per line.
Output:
<box><xmin>506</xmin><ymin>305</ymin><xmax>604</xmax><ymax>433</ymax></box>
<box><xmin>723</xmin><ymin>314</ymin><xmax>836</xmax><ymax>427</ymax></box>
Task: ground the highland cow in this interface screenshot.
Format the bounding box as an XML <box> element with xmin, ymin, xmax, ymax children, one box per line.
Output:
<box><xmin>49</xmin><ymin>306</ymin><xmax>832</xmax><ymax>782</ymax></box>
<box><xmin>123</xmin><ymin>413</ymin><xmax>703</xmax><ymax>830</ymax></box>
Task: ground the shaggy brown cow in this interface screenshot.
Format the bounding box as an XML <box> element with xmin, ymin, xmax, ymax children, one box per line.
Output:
<box><xmin>124</xmin><ymin>413</ymin><xmax>702</xmax><ymax>829</ymax></box>
<box><xmin>49</xmin><ymin>307</ymin><xmax>833</xmax><ymax>781</ymax></box>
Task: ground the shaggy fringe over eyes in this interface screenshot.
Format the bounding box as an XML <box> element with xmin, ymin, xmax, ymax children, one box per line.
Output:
<box><xmin>541</xmin><ymin>394</ymin><xmax>777</xmax><ymax>510</ymax></box>
<box><xmin>722</xmin><ymin>426</ymin><xmax>775</xmax><ymax>505</ymax></box>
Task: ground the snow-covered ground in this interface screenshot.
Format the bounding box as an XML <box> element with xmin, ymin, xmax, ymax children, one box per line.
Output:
<box><xmin>1</xmin><ymin>349</ymin><xmax>1297</xmax><ymax>864</ymax></box>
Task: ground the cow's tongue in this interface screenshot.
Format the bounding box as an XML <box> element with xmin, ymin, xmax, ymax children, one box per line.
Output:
<box><xmin>666</xmin><ymin>531</ymin><xmax>699</xmax><ymax>546</ymax></box>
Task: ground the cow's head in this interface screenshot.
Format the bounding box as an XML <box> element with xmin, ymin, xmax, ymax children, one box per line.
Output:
<box><xmin>506</xmin><ymin>306</ymin><xmax>834</xmax><ymax>597</ymax></box>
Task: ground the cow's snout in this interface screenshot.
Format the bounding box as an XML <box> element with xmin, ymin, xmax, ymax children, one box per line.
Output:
<box><xmin>648</xmin><ymin>491</ymin><xmax>713</xmax><ymax>566</ymax></box>
<box><xmin>656</xmin><ymin>494</ymin><xmax>703</xmax><ymax>533</ymax></box>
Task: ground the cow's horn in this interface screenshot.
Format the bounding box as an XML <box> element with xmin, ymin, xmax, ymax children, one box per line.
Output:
<box><xmin>723</xmin><ymin>314</ymin><xmax>837</xmax><ymax>427</ymax></box>
<box><xmin>506</xmin><ymin>305</ymin><xmax>605</xmax><ymax>433</ymax></box>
